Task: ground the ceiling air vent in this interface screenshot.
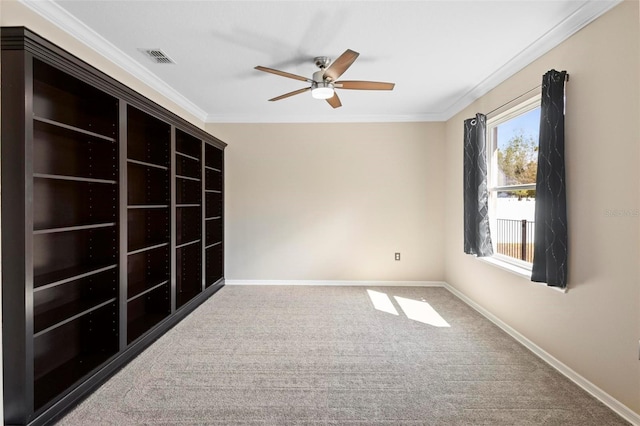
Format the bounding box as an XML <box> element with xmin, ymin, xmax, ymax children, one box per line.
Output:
<box><xmin>139</xmin><ymin>48</ymin><xmax>175</xmax><ymax>64</ymax></box>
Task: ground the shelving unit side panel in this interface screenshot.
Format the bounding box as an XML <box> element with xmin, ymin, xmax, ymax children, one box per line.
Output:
<box><xmin>220</xmin><ymin>146</ymin><xmax>225</xmax><ymax>280</ymax></box>
<box><xmin>1</xmin><ymin>47</ymin><xmax>36</xmax><ymax>425</ymax></box>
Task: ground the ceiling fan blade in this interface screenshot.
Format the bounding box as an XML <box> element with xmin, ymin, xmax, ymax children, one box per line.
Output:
<box><xmin>326</xmin><ymin>92</ymin><xmax>342</xmax><ymax>109</ymax></box>
<box><xmin>336</xmin><ymin>81</ymin><xmax>395</xmax><ymax>90</ymax></box>
<box><xmin>268</xmin><ymin>87</ymin><xmax>311</xmax><ymax>102</ymax></box>
<box><xmin>324</xmin><ymin>49</ymin><xmax>359</xmax><ymax>81</ymax></box>
<box><xmin>255</xmin><ymin>66</ymin><xmax>311</xmax><ymax>82</ymax></box>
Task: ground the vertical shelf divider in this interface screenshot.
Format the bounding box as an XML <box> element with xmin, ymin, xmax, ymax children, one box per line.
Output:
<box><xmin>170</xmin><ymin>126</ymin><xmax>177</xmax><ymax>313</ymax></box>
<box><xmin>201</xmin><ymin>141</ymin><xmax>206</xmax><ymax>292</ymax></box>
<box><xmin>118</xmin><ymin>101</ymin><xmax>128</xmax><ymax>351</ymax></box>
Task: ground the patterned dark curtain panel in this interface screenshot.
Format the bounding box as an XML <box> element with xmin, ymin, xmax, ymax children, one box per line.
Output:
<box><xmin>532</xmin><ymin>70</ymin><xmax>568</xmax><ymax>288</ymax></box>
<box><xmin>463</xmin><ymin>113</ymin><xmax>493</xmax><ymax>257</ymax></box>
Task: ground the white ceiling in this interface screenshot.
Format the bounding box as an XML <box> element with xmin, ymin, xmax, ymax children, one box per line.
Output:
<box><xmin>24</xmin><ymin>0</ymin><xmax>619</xmax><ymax>123</ymax></box>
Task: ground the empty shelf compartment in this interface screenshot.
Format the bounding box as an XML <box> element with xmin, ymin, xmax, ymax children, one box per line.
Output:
<box><xmin>205</xmin><ymin>191</ymin><xmax>223</xmax><ymax>219</ymax></box>
<box><xmin>33</xmin><ymin>59</ymin><xmax>118</xmax><ymax>139</ymax></box>
<box><xmin>34</xmin><ymin>178</ymin><xmax>117</xmax><ymax>231</ymax></box>
<box><xmin>176</xmin><ymin>242</ymin><xmax>202</xmax><ymax>308</ymax></box>
<box><xmin>205</xmin><ymin>143</ymin><xmax>223</xmax><ymax>171</ymax></box>
<box><xmin>127</xmin><ymin>245</ymin><xmax>170</xmax><ymax>300</ymax></box>
<box><xmin>175</xmin><ymin>129</ymin><xmax>202</xmax><ymax>160</ymax></box>
<box><xmin>127</xmin><ymin>164</ymin><xmax>170</xmax><ymax>206</ymax></box>
<box><xmin>34</xmin><ymin>267</ymin><xmax>117</xmax><ymax>335</ymax></box>
<box><xmin>205</xmin><ymin>217</ymin><xmax>223</xmax><ymax>246</ymax></box>
<box><xmin>127</xmin><ymin>105</ymin><xmax>170</xmax><ymax>168</ymax></box>
<box><xmin>176</xmin><ymin>207</ymin><xmax>202</xmax><ymax>246</ymax></box>
<box><xmin>34</xmin><ymin>119</ymin><xmax>117</xmax><ymax>181</ymax></box>
<box><xmin>127</xmin><ymin>208</ymin><xmax>170</xmax><ymax>253</ymax></box>
<box><xmin>205</xmin><ymin>243</ymin><xmax>224</xmax><ymax>288</ymax></box>
<box><xmin>34</xmin><ymin>227</ymin><xmax>117</xmax><ymax>288</ymax></box>
<box><xmin>176</xmin><ymin>178</ymin><xmax>202</xmax><ymax>205</ymax></box>
<box><xmin>127</xmin><ymin>282</ymin><xmax>170</xmax><ymax>344</ymax></box>
<box><xmin>33</xmin><ymin>300</ymin><xmax>118</xmax><ymax>410</ymax></box>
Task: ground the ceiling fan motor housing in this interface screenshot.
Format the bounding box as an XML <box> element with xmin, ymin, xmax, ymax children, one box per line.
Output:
<box><xmin>312</xmin><ymin>69</ymin><xmax>327</xmax><ymax>82</ymax></box>
<box><xmin>314</xmin><ymin>56</ymin><xmax>331</xmax><ymax>69</ymax></box>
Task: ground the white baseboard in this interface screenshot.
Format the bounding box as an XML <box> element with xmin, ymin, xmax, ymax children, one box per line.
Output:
<box><xmin>225</xmin><ymin>279</ymin><xmax>446</xmax><ymax>287</ymax></box>
<box><xmin>442</xmin><ymin>282</ymin><xmax>640</xmax><ymax>426</ymax></box>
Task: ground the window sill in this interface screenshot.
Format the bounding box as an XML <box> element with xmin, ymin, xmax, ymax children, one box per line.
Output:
<box><xmin>477</xmin><ymin>255</ymin><xmax>532</xmax><ymax>279</ymax></box>
<box><xmin>476</xmin><ymin>256</ymin><xmax>567</xmax><ymax>293</ymax></box>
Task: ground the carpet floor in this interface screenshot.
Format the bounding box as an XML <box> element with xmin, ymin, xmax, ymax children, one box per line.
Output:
<box><xmin>59</xmin><ymin>286</ymin><xmax>628</xmax><ymax>425</ymax></box>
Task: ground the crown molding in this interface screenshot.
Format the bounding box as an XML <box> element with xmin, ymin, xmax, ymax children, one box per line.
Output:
<box><xmin>205</xmin><ymin>112</ymin><xmax>447</xmax><ymax>124</ymax></box>
<box><xmin>439</xmin><ymin>0</ymin><xmax>622</xmax><ymax>121</ymax></box>
<box><xmin>19</xmin><ymin>0</ymin><xmax>208</xmax><ymax>123</ymax></box>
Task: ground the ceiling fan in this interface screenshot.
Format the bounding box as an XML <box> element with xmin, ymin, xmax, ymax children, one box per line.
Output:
<box><xmin>254</xmin><ymin>49</ymin><xmax>395</xmax><ymax>108</ymax></box>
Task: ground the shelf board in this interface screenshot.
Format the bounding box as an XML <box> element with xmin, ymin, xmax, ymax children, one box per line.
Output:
<box><xmin>176</xmin><ymin>203</ymin><xmax>201</xmax><ymax>208</ymax></box>
<box><xmin>127</xmin><ymin>242</ymin><xmax>169</xmax><ymax>256</ymax></box>
<box><xmin>33</xmin><ymin>222</ymin><xmax>116</xmax><ymax>235</ymax></box>
<box><xmin>176</xmin><ymin>151</ymin><xmax>200</xmax><ymax>162</ymax></box>
<box><xmin>205</xmin><ymin>166</ymin><xmax>221</xmax><ymax>172</ymax></box>
<box><xmin>205</xmin><ymin>189</ymin><xmax>222</xmax><ymax>194</ymax></box>
<box><xmin>33</xmin><ymin>298</ymin><xmax>116</xmax><ymax>338</ymax></box>
<box><xmin>34</xmin><ymin>264</ymin><xmax>117</xmax><ymax>292</ymax></box>
<box><xmin>205</xmin><ymin>216</ymin><xmax>222</xmax><ymax>221</ymax></box>
<box><xmin>127</xmin><ymin>158</ymin><xmax>168</xmax><ymax>171</ymax></box>
<box><xmin>127</xmin><ymin>280</ymin><xmax>169</xmax><ymax>302</ymax></box>
<box><xmin>176</xmin><ymin>239</ymin><xmax>201</xmax><ymax>249</ymax></box>
<box><xmin>176</xmin><ymin>174</ymin><xmax>201</xmax><ymax>182</ymax></box>
<box><xmin>128</xmin><ymin>204</ymin><xmax>170</xmax><ymax>209</ymax></box>
<box><xmin>205</xmin><ymin>241</ymin><xmax>222</xmax><ymax>250</ymax></box>
<box><xmin>33</xmin><ymin>173</ymin><xmax>117</xmax><ymax>185</ymax></box>
<box><xmin>33</xmin><ymin>116</ymin><xmax>116</xmax><ymax>143</ymax></box>
<box><xmin>34</xmin><ymin>295</ymin><xmax>116</xmax><ymax>335</ymax></box>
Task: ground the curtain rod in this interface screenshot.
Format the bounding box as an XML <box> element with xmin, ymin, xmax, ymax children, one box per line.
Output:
<box><xmin>486</xmin><ymin>73</ymin><xmax>569</xmax><ymax>118</ymax></box>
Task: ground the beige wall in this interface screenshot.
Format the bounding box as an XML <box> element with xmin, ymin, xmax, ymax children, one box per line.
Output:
<box><xmin>207</xmin><ymin>122</ymin><xmax>445</xmax><ymax>282</ymax></box>
<box><xmin>443</xmin><ymin>0</ymin><xmax>639</xmax><ymax>414</ymax></box>
<box><xmin>0</xmin><ymin>0</ymin><xmax>205</xmax><ymax>129</ymax></box>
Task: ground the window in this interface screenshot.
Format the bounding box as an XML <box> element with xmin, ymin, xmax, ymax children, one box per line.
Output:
<box><xmin>487</xmin><ymin>95</ymin><xmax>540</xmax><ymax>268</ymax></box>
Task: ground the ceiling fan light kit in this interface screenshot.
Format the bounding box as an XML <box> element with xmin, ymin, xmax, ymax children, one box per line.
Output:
<box><xmin>311</xmin><ymin>81</ymin><xmax>335</xmax><ymax>99</ymax></box>
<box><xmin>255</xmin><ymin>49</ymin><xmax>395</xmax><ymax>108</ymax></box>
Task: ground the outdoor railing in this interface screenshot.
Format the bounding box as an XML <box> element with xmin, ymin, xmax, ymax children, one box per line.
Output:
<box><xmin>495</xmin><ymin>219</ymin><xmax>535</xmax><ymax>262</ymax></box>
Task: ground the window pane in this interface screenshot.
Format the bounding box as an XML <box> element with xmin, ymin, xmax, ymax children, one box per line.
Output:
<box><xmin>493</xmin><ymin>189</ymin><xmax>535</xmax><ymax>263</ymax></box>
<box><xmin>495</xmin><ymin>107</ymin><xmax>540</xmax><ymax>186</ymax></box>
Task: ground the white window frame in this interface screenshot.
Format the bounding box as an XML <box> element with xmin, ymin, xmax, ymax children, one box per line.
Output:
<box><xmin>486</xmin><ymin>94</ymin><xmax>541</xmax><ymax>270</ymax></box>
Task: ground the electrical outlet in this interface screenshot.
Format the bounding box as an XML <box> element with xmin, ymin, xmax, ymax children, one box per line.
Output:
<box><xmin>395</xmin><ymin>252</ymin><xmax>401</xmax><ymax>261</ymax></box>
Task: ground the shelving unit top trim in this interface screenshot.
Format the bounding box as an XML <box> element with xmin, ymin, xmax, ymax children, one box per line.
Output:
<box><xmin>1</xmin><ymin>27</ymin><xmax>226</xmax><ymax>150</ymax></box>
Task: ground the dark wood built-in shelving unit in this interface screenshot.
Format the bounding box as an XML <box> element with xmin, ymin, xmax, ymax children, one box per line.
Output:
<box><xmin>205</xmin><ymin>143</ymin><xmax>225</xmax><ymax>288</ymax></box>
<box><xmin>175</xmin><ymin>130</ymin><xmax>203</xmax><ymax>309</ymax></box>
<box><xmin>126</xmin><ymin>105</ymin><xmax>172</xmax><ymax>345</ymax></box>
<box><xmin>1</xmin><ymin>27</ymin><xmax>226</xmax><ymax>426</ymax></box>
